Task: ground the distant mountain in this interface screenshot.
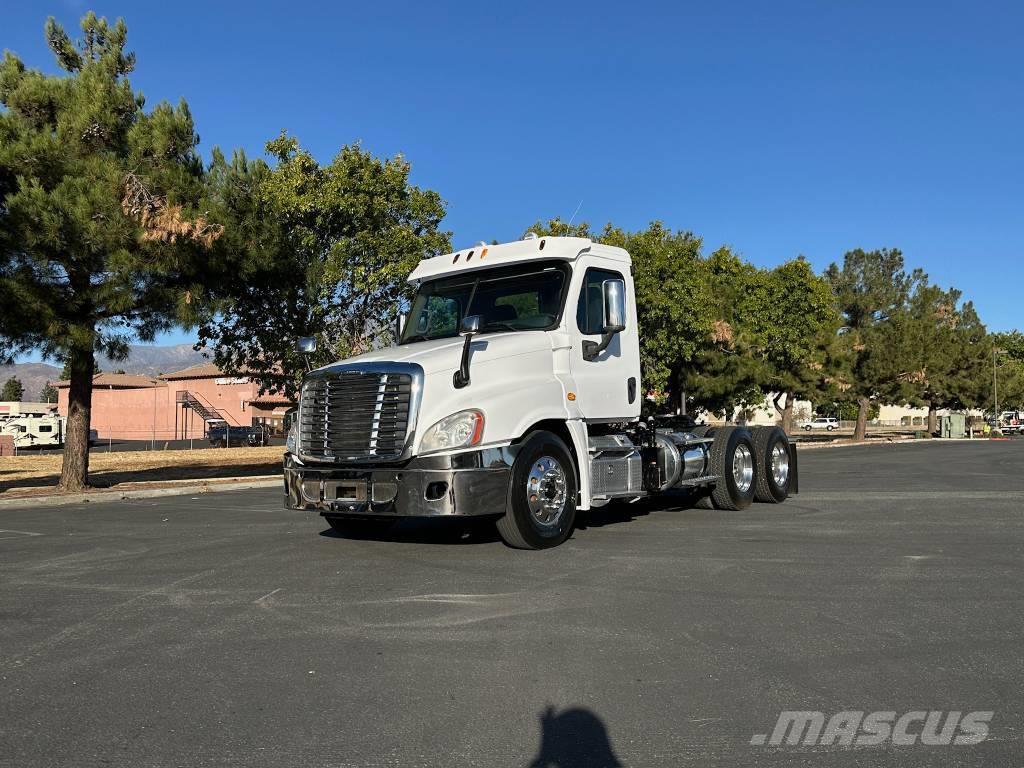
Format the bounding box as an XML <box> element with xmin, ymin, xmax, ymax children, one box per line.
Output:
<box><xmin>96</xmin><ymin>343</ymin><xmax>210</xmax><ymax>377</ymax></box>
<box><xmin>0</xmin><ymin>362</ymin><xmax>61</xmax><ymax>404</ymax></box>
<box><xmin>1</xmin><ymin>344</ymin><xmax>211</xmax><ymax>402</ymax></box>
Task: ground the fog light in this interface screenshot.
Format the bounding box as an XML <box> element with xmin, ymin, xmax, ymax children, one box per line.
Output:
<box><xmin>372</xmin><ymin>481</ymin><xmax>398</xmax><ymax>504</ymax></box>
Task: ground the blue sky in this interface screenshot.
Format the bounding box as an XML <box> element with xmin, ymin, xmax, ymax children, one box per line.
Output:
<box><xmin>6</xmin><ymin>0</ymin><xmax>1022</xmax><ymax>360</ymax></box>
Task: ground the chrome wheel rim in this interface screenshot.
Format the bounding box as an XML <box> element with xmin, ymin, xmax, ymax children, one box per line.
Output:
<box><xmin>771</xmin><ymin>443</ymin><xmax>789</xmax><ymax>487</ymax></box>
<box><xmin>526</xmin><ymin>456</ymin><xmax>568</xmax><ymax>527</ymax></box>
<box><xmin>732</xmin><ymin>444</ymin><xmax>754</xmax><ymax>493</ymax></box>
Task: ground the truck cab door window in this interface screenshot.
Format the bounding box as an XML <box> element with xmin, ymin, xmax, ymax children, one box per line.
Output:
<box><xmin>577</xmin><ymin>268</ymin><xmax>625</xmax><ymax>335</ymax></box>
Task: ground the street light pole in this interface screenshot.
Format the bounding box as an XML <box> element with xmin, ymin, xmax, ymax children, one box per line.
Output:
<box><xmin>993</xmin><ymin>349</ymin><xmax>1008</xmax><ymax>427</ymax></box>
<box><xmin>993</xmin><ymin>348</ymin><xmax>999</xmax><ymax>420</ymax></box>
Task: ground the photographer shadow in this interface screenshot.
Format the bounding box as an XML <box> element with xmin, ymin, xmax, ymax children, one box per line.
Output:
<box><xmin>528</xmin><ymin>705</ymin><xmax>622</xmax><ymax>768</ymax></box>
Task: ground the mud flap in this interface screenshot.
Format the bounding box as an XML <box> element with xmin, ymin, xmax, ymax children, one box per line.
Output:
<box><xmin>788</xmin><ymin>442</ymin><xmax>799</xmax><ymax>495</ymax></box>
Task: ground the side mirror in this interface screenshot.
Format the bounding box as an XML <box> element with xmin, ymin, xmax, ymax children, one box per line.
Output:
<box><xmin>296</xmin><ymin>336</ymin><xmax>317</xmax><ymax>354</ymax></box>
<box><xmin>460</xmin><ymin>314</ymin><xmax>482</xmax><ymax>335</ymax></box>
<box><xmin>396</xmin><ymin>312</ymin><xmax>407</xmax><ymax>342</ymax></box>
<box><xmin>583</xmin><ymin>280</ymin><xmax>627</xmax><ymax>361</ymax></box>
<box><xmin>602</xmin><ymin>279</ymin><xmax>626</xmax><ymax>333</ymax></box>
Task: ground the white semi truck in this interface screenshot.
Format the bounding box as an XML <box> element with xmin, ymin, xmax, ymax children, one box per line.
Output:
<box><xmin>284</xmin><ymin>235</ymin><xmax>797</xmax><ymax>548</ymax></box>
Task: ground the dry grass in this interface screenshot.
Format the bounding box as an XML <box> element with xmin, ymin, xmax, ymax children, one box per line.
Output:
<box><xmin>0</xmin><ymin>446</ymin><xmax>283</xmax><ymax>497</ymax></box>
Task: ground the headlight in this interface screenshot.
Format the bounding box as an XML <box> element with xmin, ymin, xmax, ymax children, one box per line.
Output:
<box><xmin>419</xmin><ymin>409</ymin><xmax>484</xmax><ymax>454</ymax></box>
<box><xmin>286</xmin><ymin>423</ymin><xmax>297</xmax><ymax>454</ymax></box>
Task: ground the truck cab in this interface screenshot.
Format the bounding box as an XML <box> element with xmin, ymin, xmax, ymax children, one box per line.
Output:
<box><xmin>284</xmin><ymin>235</ymin><xmax>796</xmax><ymax>548</ymax></box>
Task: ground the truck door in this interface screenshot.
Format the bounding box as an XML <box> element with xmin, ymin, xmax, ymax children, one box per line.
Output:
<box><xmin>570</xmin><ymin>265</ymin><xmax>642</xmax><ymax>421</ymax></box>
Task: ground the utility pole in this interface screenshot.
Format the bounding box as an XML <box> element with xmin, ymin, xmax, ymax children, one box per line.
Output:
<box><xmin>993</xmin><ymin>349</ymin><xmax>1007</xmax><ymax>426</ymax></box>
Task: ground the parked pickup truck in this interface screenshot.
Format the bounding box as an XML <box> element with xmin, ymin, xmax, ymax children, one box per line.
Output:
<box><xmin>283</xmin><ymin>235</ymin><xmax>798</xmax><ymax>549</ymax></box>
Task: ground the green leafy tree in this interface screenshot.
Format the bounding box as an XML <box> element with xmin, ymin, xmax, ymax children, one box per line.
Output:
<box><xmin>198</xmin><ymin>135</ymin><xmax>450</xmax><ymax>397</ymax></box>
<box><xmin>825</xmin><ymin>248</ymin><xmax>924</xmax><ymax>440</ymax></box>
<box><xmin>2</xmin><ymin>376</ymin><xmax>24</xmax><ymax>401</ymax></box>
<box><xmin>681</xmin><ymin>245</ymin><xmax>763</xmax><ymax>417</ymax></box>
<box><xmin>991</xmin><ymin>330</ymin><xmax>1024</xmax><ymax>413</ymax></box>
<box><xmin>39</xmin><ymin>381</ymin><xmax>58</xmax><ymax>403</ymax></box>
<box><xmin>900</xmin><ymin>282</ymin><xmax>990</xmax><ymax>432</ymax></box>
<box><xmin>0</xmin><ymin>13</ymin><xmax>224</xmax><ymax>489</ymax></box>
<box><xmin>740</xmin><ymin>257</ymin><xmax>842</xmax><ymax>433</ymax></box>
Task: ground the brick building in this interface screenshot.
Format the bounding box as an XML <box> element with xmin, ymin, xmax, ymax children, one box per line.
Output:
<box><xmin>55</xmin><ymin>364</ymin><xmax>294</xmax><ymax>441</ymax></box>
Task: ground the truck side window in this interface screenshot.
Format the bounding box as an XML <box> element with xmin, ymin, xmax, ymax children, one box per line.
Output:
<box><xmin>576</xmin><ymin>268</ymin><xmax>624</xmax><ymax>335</ymax></box>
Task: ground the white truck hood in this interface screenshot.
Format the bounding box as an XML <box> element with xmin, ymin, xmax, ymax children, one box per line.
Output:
<box><xmin>313</xmin><ymin>333</ymin><xmax>552</xmax><ymax>376</ymax></box>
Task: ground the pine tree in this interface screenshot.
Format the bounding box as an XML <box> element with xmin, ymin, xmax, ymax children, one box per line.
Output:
<box><xmin>39</xmin><ymin>381</ymin><xmax>58</xmax><ymax>403</ymax></box>
<box><xmin>0</xmin><ymin>13</ymin><xmax>224</xmax><ymax>489</ymax></box>
<box><xmin>1</xmin><ymin>377</ymin><xmax>24</xmax><ymax>402</ymax></box>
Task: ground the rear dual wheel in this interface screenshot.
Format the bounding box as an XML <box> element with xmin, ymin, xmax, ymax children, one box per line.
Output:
<box><xmin>751</xmin><ymin>426</ymin><xmax>792</xmax><ymax>503</ymax></box>
<box><xmin>707</xmin><ymin>427</ymin><xmax>757</xmax><ymax>510</ymax></box>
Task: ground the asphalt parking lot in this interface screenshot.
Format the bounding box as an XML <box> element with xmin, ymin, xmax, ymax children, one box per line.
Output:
<box><xmin>1</xmin><ymin>441</ymin><xmax>1022</xmax><ymax>767</ymax></box>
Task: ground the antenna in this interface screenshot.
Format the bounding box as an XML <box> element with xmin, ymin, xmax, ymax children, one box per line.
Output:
<box><xmin>567</xmin><ymin>199</ymin><xmax>583</xmax><ymax>229</ymax></box>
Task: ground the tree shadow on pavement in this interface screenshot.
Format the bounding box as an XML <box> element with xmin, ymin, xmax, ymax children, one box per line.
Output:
<box><xmin>0</xmin><ymin>462</ymin><xmax>281</xmax><ymax>495</ymax></box>
<box><xmin>528</xmin><ymin>705</ymin><xmax>623</xmax><ymax>768</ymax></box>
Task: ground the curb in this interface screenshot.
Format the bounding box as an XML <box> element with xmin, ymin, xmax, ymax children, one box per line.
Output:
<box><xmin>793</xmin><ymin>437</ymin><xmax>991</xmax><ymax>450</ymax></box>
<box><xmin>0</xmin><ymin>476</ymin><xmax>282</xmax><ymax>509</ymax></box>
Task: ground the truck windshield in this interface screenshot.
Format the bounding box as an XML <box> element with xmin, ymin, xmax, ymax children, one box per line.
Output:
<box><xmin>401</xmin><ymin>260</ymin><xmax>570</xmax><ymax>343</ymax></box>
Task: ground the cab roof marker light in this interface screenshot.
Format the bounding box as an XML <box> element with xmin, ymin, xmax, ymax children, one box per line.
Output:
<box><xmin>480</xmin><ymin>248</ymin><xmax>488</xmax><ymax>259</ymax></box>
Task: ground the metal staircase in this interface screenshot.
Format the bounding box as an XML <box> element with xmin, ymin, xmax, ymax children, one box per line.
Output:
<box><xmin>175</xmin><ymin>390</ymin><xmax>243</xmax><ymax>430</ymax></box>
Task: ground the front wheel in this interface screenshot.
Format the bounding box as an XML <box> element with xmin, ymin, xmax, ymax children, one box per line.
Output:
<box><xmin>496</xmin><ymin>430</ymin><xmax>578</xmax><ymax>549</ymax></box>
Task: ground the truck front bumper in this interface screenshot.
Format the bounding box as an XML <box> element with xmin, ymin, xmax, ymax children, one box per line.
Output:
<box><xmin>283</xmin><ymin>447</ymin><xmax>514</xmax><ymax>518</ymax></box>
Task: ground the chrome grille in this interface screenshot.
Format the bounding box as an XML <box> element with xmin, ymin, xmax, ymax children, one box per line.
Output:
<box><xmin>299</xmin><ymin>371</ymin><xmax>412</xmax><ymax>461</ymax></box>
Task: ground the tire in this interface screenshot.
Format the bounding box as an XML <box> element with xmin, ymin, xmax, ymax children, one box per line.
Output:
<box><xmin>496</xmin><ymin>430</ymin><xmax>578</xmax><ymax>549</ymax></box>
<box><xmin>707</xmin><ymin>427</ymin><xmax>757</xmax><ymax>511</ymax></box>
<box><xmin>689</xmin><ymin>425</ymin><xmax>715</xmax><ymax>438</ymax></box>
<box><xmin>324</xmin><ymin>515</ymin><xmax>394</xmax><ymax>538</ymax></box>
<box><xmin>804</xmin><ymin>425</ymin><xmax>812</xmax><ymax>431</ymax></box>
<box><xmin>751</xmin><ymin>426</ymin><xmax>792</xmax><ymax>503</ymax></box>
<box><xmin>827</xmin><ymin>425</ymin><xmax>835</xmax><ymax>432</ymax></box>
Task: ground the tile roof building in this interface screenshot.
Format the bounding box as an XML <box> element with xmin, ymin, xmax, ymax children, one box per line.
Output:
<box><xmin>55</xmin><ymin>366</ymin><xmax>295</xmax><ymax>441</ymax></box>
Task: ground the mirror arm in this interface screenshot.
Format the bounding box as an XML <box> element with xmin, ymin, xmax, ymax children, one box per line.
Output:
<box><xmin>582</xmin><ymin>332</ymin><xmax>616</xmax><ymax>361</ymax></box>
<box><xmin>453</xmin><ymin>332</ymin><xmax>474</xmax><ymax>388</ymax></box>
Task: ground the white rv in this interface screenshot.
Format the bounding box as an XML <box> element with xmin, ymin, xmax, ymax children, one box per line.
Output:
<box><xmin>1</xmin><ymin>414</ymin><xmax>65</xmax><ymax>448</ymax></box>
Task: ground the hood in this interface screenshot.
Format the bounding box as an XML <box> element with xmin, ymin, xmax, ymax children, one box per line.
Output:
<box><xmin>314</xmin><ymin>332</ymin><xmax>553</xmax><ymax>376</ymax></box>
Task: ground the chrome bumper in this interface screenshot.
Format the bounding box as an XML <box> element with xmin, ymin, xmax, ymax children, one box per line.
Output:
<box><xmin>283</xmin><ymin>447</ymin><xmax>515</xmax><ymax>518</ymax></box>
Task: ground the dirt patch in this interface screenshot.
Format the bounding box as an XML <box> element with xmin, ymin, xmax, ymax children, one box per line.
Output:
<box><xmin>0</xmin><ymin>446</ymin><xmax>283</xmax><ymax>498</ymax></box>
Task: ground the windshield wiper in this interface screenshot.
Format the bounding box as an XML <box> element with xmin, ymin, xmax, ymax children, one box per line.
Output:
<box><xmin>480</xmin><ymin>322</ymin><xmax>519</xmax><ymax>333</ymax></box>
<box><xmin>401</xmin><ymin>334</ymin><xmax>431</xmax><ymax>344</ymax></box>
